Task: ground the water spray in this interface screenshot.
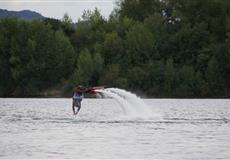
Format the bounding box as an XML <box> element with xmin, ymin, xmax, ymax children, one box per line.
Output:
<box><xmin>96</xmin><ymin>88</ymin><xmax>159</xmax><ymax>120</ymax></box>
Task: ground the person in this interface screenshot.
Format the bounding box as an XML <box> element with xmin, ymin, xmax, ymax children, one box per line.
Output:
<box><xmin>72</xmin><ymin>86</ymin><xmax>84</xmax><ymax>115</ymax></box>
<box><xmin>71</xmin><ymin>85</ymin><xmax>103</xmax><ymax>115</ymax></box>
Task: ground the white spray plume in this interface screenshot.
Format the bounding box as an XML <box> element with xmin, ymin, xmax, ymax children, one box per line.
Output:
<box><xmin>96</xmin><ymin>88</ymin><xmax>161</xmax><ymax>120</ymax></box>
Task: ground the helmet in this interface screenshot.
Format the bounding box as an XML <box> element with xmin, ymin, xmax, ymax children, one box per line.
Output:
<box><xmin>77</xmin><ymin>85</ymin><xmax>85</xmax><ymax>90</ymax></box>
<box><xmin>73</xmin><ymin>85</ymin><xmax>86</xmax><ymax>92</ymax></box>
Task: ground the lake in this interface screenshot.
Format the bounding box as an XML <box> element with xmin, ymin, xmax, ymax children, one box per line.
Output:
<box><xmin>0</xmin><ymin>98</ymin><xmax>230</xmax><ymax>159</ymax></box>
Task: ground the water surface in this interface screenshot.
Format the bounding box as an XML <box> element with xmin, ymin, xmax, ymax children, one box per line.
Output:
<box><xmin>0</xmin><ymin>98</ymin><xmax>230</xmax><ymax>159</ymax></box>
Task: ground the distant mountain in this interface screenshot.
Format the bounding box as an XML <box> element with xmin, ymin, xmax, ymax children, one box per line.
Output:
<box><xmin>0</xmin><ymin>9</ymin><xmax>45</xmax><ymax>20</ymax></box>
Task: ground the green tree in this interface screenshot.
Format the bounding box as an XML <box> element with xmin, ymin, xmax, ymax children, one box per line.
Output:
<box><xmin>99</xmin><ymin>64</ymin><xmax>127</xmax><ymax>88</ymax></box>
<box><xmin>163</xmin><ymin>59</ymin><xmax>176</xmax><ymax>96</ymax></box>
<box><xmin>102</xmin><ymin>31</ymin><xmax>124</xmax><ymax>65</ymax></box>
<box><xmin>61</xmin><ymin>13</ymin><xmax>75</xmax><ymax>36</ymax></box>
<box><xmin>126</xmin><ymin>22</ymin><xmax>158</xmax><ymax>66</ymax></box>
<box><xmin>0</xmin><ymin>19</ymin><xmax>16</xmax><ymax>96</ymax></box>
<box><xmin>127</xmin><ymin>66</ymin><xmax>148</xmax><ymax>91</ymax></box>
<box><xmin>205</xmin><ymin>57</ymin><xmax>223</xmax><ymax>96</ymax></box>
<box><xmin>91</xmin><ymin>52</ymin><xmax>104</xmax><ymax>85</ymax></box>
<box><xmin>74</xmin><ymin>49</ymin><xmax>94</xmax><ymax>86</ymax></box>
<box><xmin>74</xmin><ymin>49</ymin><xmax>104</xmax><ymax>86</ymax></box>
<box><xmin>117</xmin><ymin>0</ymin><xmax>162</xmax><ymax>21</ymax></box>
<box><xmin>175</xmin><ymin>65</ymin><xmax>196</xmax><ymax>97</ymax></box>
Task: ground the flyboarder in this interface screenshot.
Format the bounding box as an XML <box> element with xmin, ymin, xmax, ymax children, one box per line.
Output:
<box><xmin>72</xmin><ymin>85</ymin><xmax>85</xmax><ymax>115</ymax></box>
<box><xmin>72</xmin><ymin>85</ymin><xmax>105</xmax><ymax>115</ymax></box>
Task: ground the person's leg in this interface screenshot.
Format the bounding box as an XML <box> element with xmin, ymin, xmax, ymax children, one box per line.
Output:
<box><xmin>72</xmin><ymin>99</ymin><xmax>76</xmax><ymax>114</ymax></box>
<box><xmin>75</xmin><ymin>101</ymin><xmax>81</xmax><ymax>115</ymax></box>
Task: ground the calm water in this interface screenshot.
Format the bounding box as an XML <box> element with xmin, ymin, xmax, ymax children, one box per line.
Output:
<box><xmin>0</xmin><ymin>98</ymin><xmax>230</xmax><ymax>159</ymax></box>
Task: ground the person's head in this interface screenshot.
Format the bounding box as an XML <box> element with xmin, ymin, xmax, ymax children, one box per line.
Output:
<box><xmin>73</xmin><ymin>86</ymin><xmax>79</xmax><ymax>93</ymax></box>
<box><xmin>73</xmin><ymin>85</ymin><xmax>85</xmax><ymax>93</ymax></box>
<box><xmin>77</xmin><ymin>85</ymin><xmax>85</xmax><ymax>90</ymax></box>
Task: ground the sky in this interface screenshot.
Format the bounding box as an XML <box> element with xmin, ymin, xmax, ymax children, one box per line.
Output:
<box><xmin>0</xmin><ymin>0</ymin><xmax>116</xmax><ymax>22</ymax></box>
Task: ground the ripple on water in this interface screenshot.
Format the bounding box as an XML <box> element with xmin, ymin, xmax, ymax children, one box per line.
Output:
<box><xmin>0</xmin><ymin>98</ymin><xmax>230</xmax><ymax>159</ymax></box>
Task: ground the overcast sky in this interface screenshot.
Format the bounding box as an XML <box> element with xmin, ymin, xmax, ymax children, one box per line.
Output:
<box><xmin>0</xmin><ymin>0</ymin><xmax>116</xmax><ymax>22</ymax></box>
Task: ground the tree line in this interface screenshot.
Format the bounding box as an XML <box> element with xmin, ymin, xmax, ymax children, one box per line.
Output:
<box><xmin>0</xmin><ymin>0</ymin><xmax>229</xmax><ymax>97</ymax></box>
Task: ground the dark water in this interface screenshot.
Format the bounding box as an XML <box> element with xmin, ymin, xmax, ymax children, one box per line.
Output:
<box><xmin>0</xmin><ymin>98</ymin><xmax>230</xmax><ymax>159</ymax></box>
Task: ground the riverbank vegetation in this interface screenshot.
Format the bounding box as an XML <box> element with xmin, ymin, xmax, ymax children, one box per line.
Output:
<box><xmin>0</xmin><ymin>0</ymin><xmax>230</xmax><ymax>97</ymax></box>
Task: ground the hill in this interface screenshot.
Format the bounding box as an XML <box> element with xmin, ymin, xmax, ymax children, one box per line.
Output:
<box><xmin>0</xmin><ymin>9</ymin><xmax>45</xmax><ymax>20</ymax></box>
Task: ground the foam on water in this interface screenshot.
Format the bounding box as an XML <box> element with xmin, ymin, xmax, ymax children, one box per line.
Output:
<box><xmin>96</xmin><ymin>88</ymin><xmax>160</xmax><ymax>120</ymax></box>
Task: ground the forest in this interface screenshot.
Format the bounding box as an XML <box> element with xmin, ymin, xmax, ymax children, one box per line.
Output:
<box><xmin>0</xmin><ymin>0</ymin><xmax>230</xmax><ymax>97</ymax></box>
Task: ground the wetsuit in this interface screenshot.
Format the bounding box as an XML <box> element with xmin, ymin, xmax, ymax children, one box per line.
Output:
<box><xmin>72</xmin><ymin>92</ymin><xmax>83</xmax><ymax>115</ymax></box>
